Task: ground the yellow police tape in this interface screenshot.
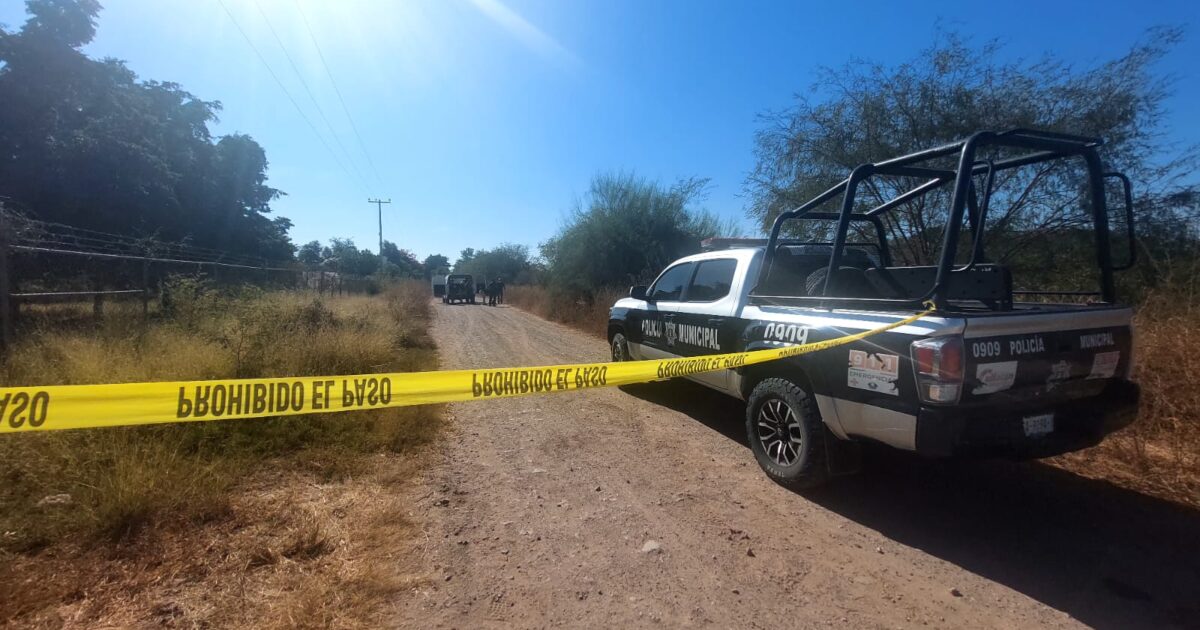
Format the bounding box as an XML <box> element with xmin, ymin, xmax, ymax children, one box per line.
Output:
<box><xmin>0</xmin><ymin>305</ymin><xmax>936</xmax><ymax>433</ymax></box>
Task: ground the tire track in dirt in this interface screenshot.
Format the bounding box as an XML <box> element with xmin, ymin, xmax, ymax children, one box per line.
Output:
<box><xmin>393</xmin><ymin>301</ymin><xmax>1200</xmax><ymax>628</ymax></box>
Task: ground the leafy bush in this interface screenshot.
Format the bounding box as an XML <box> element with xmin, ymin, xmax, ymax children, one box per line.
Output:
<box><xmin>453</xmin><ymin>243</ymin><xmax>538</xmax><ymax>284</ymax></box>
<box><xmin>541</xmin><ymin>172</ymin><xmax>736</xmax><ymax>298</ymax></box>
<box><xmin>505</xmin><ymin>285</ymin><xmax>624</xmax><ymax>339</ymax></box>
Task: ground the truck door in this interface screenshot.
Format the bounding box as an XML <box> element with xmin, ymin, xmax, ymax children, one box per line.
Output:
<box><xmin>634</xmin><ymin>262</ymin><xmax>694</xmax><ymax>359</ymax></box>
<box><xmin>672</xmin><ymin>258</ymin><xmax>740</xmax><ymax>392</ymax></box>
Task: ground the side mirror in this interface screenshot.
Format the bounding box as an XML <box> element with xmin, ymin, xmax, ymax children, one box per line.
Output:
<box><xmin>630</xmin><ymin>285</ymin><xmax>649</xmax><ymax>301</ymax></box>
<box><xmin>1104</xmin><ymin>172</ymin><xmax>1136</xmax><ymax>271</ymax></box>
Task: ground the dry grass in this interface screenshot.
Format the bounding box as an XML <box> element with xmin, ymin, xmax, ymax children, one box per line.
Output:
<box><xmin>509</xmin><ymin>283</ymin><xmax>1200</xmax><ymax>508</ymax></box>
<box><xmin>0</xmin><ymin>279</ymin><xmax>442</xmax><ymax>628</ymax></box>
<box><xmin>505</xmin><ymin>284</ymin><xmax>625</xmax><ymax>338</ymax></box>
<box><xmin>0</xmin><ymin>458</ymin><xmax>432</xmax><ymax>629</ymax></box>
<box><xmin>1050</xmin><ymin>287</ymin><xmax>1200</xmax><ymax>508</ymax></box>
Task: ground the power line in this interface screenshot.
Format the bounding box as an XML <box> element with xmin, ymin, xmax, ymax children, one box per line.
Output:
<box><xmin>2</xmin><ymin>211</ymin><xmax>289</xmax><ymax>267</ymax></box>
<box><xmin>294</xmin><ymin>0</ymin><xmax>386</xmax><ymax>188</ymax></box>
<box><xmin>11</xmin><ymin>245</ymin><xmax>296</xmax><ymax>272</ymax></box>
<box><xmin>252</xmin><ymin>0</ymin><xmax>372</xmax><ymax>194</ymax></box>
<box><xmin>8</xmin><ymin>214</ymin><xmax>226</xmax><ymax>256</ymax></box>
<box><xmin>214</xmin><ymin>0</ymin><xmax>368</xmax><ymax>195</ymax></box>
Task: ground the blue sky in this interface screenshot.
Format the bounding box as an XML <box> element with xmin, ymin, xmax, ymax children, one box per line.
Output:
<box><xmin>2</xmin><ymin>0</ymin><xmax>1198</xmax><ymax>261</ymax></box>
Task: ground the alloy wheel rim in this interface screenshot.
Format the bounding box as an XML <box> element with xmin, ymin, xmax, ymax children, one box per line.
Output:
<box><xmin>756</xmin><ymin>399</ymin><xmax>802</xmax><ymax>467</ymax></box>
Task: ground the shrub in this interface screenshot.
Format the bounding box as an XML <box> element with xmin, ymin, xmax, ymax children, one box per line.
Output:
<box><xmin>505</xmin><ymin>284</ymin><xmax>625</xmax><ymax>339</ymax></box>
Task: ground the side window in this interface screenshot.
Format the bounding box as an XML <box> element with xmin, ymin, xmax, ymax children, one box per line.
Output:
<box><xmin>686</xmin><ymin>259</ymin><xmax>737</xmax><ymax>302</ymax></box>
<box><xmin>648</xmin><ymin>263</ymin><xmax>693</xmax><ymax>301</ymax></box>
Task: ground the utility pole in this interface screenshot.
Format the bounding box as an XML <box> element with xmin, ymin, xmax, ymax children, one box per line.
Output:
<box><xmin>368</xmin><ymin>198</ymin><xmax>391</xmax><ymax>269</ymax></box>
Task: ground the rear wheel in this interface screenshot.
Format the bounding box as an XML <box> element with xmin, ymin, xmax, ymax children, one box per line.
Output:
<box><xmin>745</xmin><ymin>378</ymin><xmax>829</xmax><ymax>489</ymax></box>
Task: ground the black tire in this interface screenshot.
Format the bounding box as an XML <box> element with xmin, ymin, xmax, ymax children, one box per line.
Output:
<box><xmin>610</xmin><ymin>331</ymin><xmax>629</xmax><ymax>362</ymax></box>
<box><xmin>745</xmin><ymin>378</ymin><xmax>829</xmax><ymax>490</ymax></box>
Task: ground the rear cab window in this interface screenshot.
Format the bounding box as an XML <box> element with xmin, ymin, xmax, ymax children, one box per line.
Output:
<box><xmin>649</xmin><ymin>263</ymin><xmax>694</xmax><ymax>301</ymax></box>
<box><xmin>686</xmin><ymin>258</ymin><xmax>737</xmax><ymax>301</ymax></box>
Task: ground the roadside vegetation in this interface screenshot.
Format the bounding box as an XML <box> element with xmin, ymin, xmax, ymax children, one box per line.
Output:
<box><xmin>453</xmin><ymin>243</ymin><xmax>540</xmax><ymax>285</ymax></box>
<box><xmin>468</xmin><ymin>173</ymin><xmax>735</xmax><ymax>337</ymax></box>
<box><xmin>0</xmin><ymin>280</ymin><xmax>441</xmax><ymax>627</ymax></box>
<box><xmin>0</xmin><ymin>3</ymin><xmax>452</xmax><ymax>625</ymax></box>
<box><xmin>505</xmin><ymin>285</ymin><xmax>624</xmax><ymax>339</ymax></box>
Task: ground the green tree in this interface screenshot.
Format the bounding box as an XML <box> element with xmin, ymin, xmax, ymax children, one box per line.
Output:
<box><xmin>297</xmin><ymin>240</ymin><xmax>323</xmax><ymax>266</ymax></box>
<box><xmin>454</xmin><ymin>243</ymin><xmax>534</xmax><ymax>283</ymax></box>
<box><xmin>422</xmin><ymin>254</ymin><xmax>451</xmax><ymax>279</ymax></box>
<box><xmin>455</xmin><ymin>248</ymin><xmax>476</xmax><ymax>270</ymax></box>
<box><xmin>380</xmin><ymin>240</ymin><xmax>422</xmax><ymax>278</ymax></box>
<box><xmin>746</xmin><ymin>28</ymin><xmax>1197</xmax><ymax>273</ymax></box>
<box><xmin>541</xmin><ymin>172</ymin><xmax>734</xmax><ymax>296</ymax></box>
<box><xmin>323</xmin><ymin>238</ymin><xmax>378</xmax><ymax>276</ymax></box>
<box><xmin>0</xmin><ymin>0</ymin><xmax>292</xmax><ymax>260</ymax></box>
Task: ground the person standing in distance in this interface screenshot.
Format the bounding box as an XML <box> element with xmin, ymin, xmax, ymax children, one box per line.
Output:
<box><xmin>486</xmin><ymin>278</ymin><xmax>499</xmax><ymax>306</ymax></box>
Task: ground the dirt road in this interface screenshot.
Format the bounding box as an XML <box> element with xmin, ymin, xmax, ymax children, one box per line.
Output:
<box><xmin>396</xmin><ymin>302</ymin><xmax>1200</xmax><ymax>628</ymax></box>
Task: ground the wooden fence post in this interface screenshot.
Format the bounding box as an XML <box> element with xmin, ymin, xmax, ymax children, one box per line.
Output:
<box><xmin>91</xmin><ymin>275</ymin><xmax>103</xmax><ymax>321</ymax></box>
<box><xmin>141</xmin><ymin>256</ymin><xmax>150</xmax><ymax>322</ymax></box>
<box><xmin>0</xmin><ymin>213</ymin><xmax>12</xmax><ymax>351</ymax></box>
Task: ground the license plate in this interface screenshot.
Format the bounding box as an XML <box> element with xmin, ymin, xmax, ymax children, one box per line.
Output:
<box><xmin>1023</xmin><ymin>414</ymin><xmax>1054</xmax><ymax>436</ymax></box>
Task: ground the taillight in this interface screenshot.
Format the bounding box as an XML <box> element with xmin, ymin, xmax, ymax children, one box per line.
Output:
<box><xmin>914</xmin><ymin>345</ymin><xmax>935</xmax><ymax>374</ymax></box>
<box><xmin>910</xmin><ymin>336</ymin><xmax>964</xmax><ymax>404</ymax></box>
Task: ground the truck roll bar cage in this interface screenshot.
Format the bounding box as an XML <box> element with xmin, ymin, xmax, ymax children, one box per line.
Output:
<box><xmin>751</xmin><ymin>129</ymin><xmax>1134</xmax><ymax>311</ymax></box>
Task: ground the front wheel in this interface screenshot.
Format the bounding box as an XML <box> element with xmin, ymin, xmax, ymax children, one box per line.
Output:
<box><xmin>610</xmin><ymin>331</ymin><xmax>630</xmax><ymax>362</ymax></box>
<box><xmin>745</xmin><ymin>378</ymin><xmax>829</xmax><ymax>490</ymax></box>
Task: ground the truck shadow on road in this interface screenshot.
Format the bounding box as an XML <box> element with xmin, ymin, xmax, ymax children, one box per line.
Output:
<box><xmin>621</xmin><ymin>379</ymin><xmax>1200</xmax><ymax>630</ymax></box>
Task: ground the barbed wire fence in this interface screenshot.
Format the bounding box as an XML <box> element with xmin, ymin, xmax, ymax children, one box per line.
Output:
<box><xmin>0</xmin><ymin>207</ymin><xmax>349</xmax><ymax>349</ymax></box>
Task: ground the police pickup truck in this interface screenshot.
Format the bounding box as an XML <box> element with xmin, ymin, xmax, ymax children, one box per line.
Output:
<box><xmin>608</xmin><ymin>130</ymin><xmax>1140</xmax><ymax>488</ymax></box>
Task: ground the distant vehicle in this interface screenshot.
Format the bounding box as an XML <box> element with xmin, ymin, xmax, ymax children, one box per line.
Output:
<box><xmin>432</xmin><ymin>274</ymin><xmax>448</xmax><ymax>298</ymax></box>
<box><xmin>444</xmin><ymin>274</ymin><xmax>476</xmax><ymax>304</ymax></box>
<box><xmin>608</xmin><ymin>129</ymin><xmax>1140</xmax><ymax>489</ymax></box>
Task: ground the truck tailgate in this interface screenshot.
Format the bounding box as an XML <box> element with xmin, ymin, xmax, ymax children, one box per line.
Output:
<box><xmin>961</xmin><ymin>306</ymin><xmax>1133</xmax><ymax>405</ymax></box>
